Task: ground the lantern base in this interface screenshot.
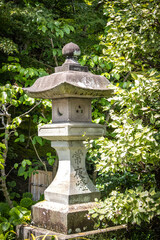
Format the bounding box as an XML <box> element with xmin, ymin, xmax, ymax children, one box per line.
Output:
<box><xmin>31</xmin><ymin>200</ymin><xmax>97</xmax><ymax>234</ymax></box>
<box><xmin>17</xmin><ymin>223</ymin><xmax>127</xmax><ymax>240</ymax></box>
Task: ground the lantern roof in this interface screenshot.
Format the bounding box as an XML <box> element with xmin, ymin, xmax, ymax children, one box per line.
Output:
<box><xmin>23</xmin><ymin>42</ymin><xmax>113</xmax><ymax>99</ymax></box>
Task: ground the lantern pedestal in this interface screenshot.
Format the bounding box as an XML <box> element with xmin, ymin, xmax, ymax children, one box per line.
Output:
<box><xmin>45</xmin><ymin>140</ymin><xmax>100</xmax><ymax>204</ymax></box>
<box><xmin>31</xmin><ymin>125</ymin><xmax>103</xmax><ymax>234</ymax></box>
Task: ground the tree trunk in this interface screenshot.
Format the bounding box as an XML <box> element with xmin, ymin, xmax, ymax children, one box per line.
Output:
<box><xmin>0</xmin><ymin>113</ymin><xmax>13</xmax><ymax>208</ymax></box>
<box><xmin>0</xmin><ymin>168</ymin><xmax>13</xmax><ymax>208</ymax></box>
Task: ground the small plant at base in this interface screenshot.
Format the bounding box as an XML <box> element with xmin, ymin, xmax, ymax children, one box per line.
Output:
<box><xmin>25</xmin><ymin>233</ymin><xmax>58</xmax><ymax>240</ymax></box>
<box><xmin>0</xmin><ymin>230</ymin><xmax>16</xmax><ymax>240</ymax></box>
<box><xmin>20</xmin><ymin>198</ymin><xmax>34</xmax><ymax>210</ymax></box>
<box><xmin>22</xmin><ymin>192</ymin><xmax>33</xmax><ymax>199</ymax></box>
<box><xmin>25</xmin><ymin>233</ymin><xmax>92</xmax><ymax>240</ymax></box>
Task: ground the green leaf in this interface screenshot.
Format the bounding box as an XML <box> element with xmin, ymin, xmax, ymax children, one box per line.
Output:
<box><xmin>93</xmin><ymin>56</ymin><xmax>98</xmax><ymax>63</ymax></box>
<box><xmin>106</xmin><ymin>62</ymin><xmax>112</xmax><ymax>70</ymax></box>
<box><xmin>8</xmin><ymin>181</ymin><xmax>16</xmax><ymax>187</ymax></box>
<box><xmin>59</xmin><ymin>30</ymin><xmax>64</xmax><ymax>38</ymax></box>
<box><xmin>18</xmin><ymin>166</ymin><xmax>25</xmax><ymax>176</ymax></box>
<box><xmin>131</xmin><ymin>73</ymin><xmax>138</xmax><ymax>80</ymax></box>
<box><xmin>14</xmin><ymin>131</ymin><xmax>18</xmax><ymax>137</ymax></box>
<box><xmin>31</xmin><ymin>234</ymin><xmax>36</xmax><ymax>240</ymax></box>
<box><xmin>103</xmin><ymin>72</ymin><xmax>110</xmax><ymax>79</ymax></box>
<box><xmin>150</xmin><ymin>114</ymin><xmax>155</xmax><ymax>124</ymax></box>
<box><xmin>99</xmin><ymin>215</ymin><xmax>104</xmax><ymax>220</ymax></box>
<box><xmin>0</xmin><ymin>143</ymin><xmax>6</xmax><ymax>149</ymax></box>
<box><xmin>92</xmin><ymin>213</ymin><xmax>98</xmax><ymax>218</ymax></box>
<box><xmin>48</xmin><ymin>158</ymin><xmax>55</xmax><ymax>166</ymax></box>
<box><xmin>64</xmin><ymin>26</ymin><xmax>70</xmax><ymax>34</ymax></box>
<box><xmin>8</xmin><ymin>56</ymin><xmax>19</xmax><ymax>62</ymax></box>
<box><xmin>22</xmin><ymin>159</ymin><xmax>32</xmax><ymax>168</ymax></box>
<box><xmin>14</xmin><ymin>163</ymin><xmax>18</xmax><ymax>169</ymax></box>
<box><xmin>135</xmin><ymin>132</ymin><xmax>141</xmax><ymax>139</ymax></box>
<box><xmin>41</xmin><ymin>25</ymin><xmax>47</xmax><ymax>33</ymax></box>
<box><xmin>19</xmin><ymin>134</ymin><xmax>25</xmax><ymax>142</ymax></box>
<box><xmin>1</xmin><ymin>222</ymin><xmax>10</xmax><ymax>232</ymax></box>
<box><xmin>52</xmin><ymin>49</ymin><xmax>57</xmax><ymax>56</ymax></box>
<box><xmin>36</xmin><ymin>136</ymin><xmax>43</xmax><ymax>146</ymax></box>
<box><xmin>9</xmin><ymin>207</ymin><xmax>22</xmax><ymax>219</ymax></box>
<box><xmin>114</xmin><ymin>73</ymin><xmax>120</xmax><ymax>80</ymax></box>
<box><xmin>69</xmin><ymin>25</ymin><xmax>74</xmax><ymax>32</ymax></box>
<box><xmin>140</xmin><ymin>191</ymin><xmax>149</xmax><ymax>197</ymax></box>
<box><xmin>0</xmin><ymin>234</ymin><xmax>5</xmax><ymax>240</ymax></box>
<box><xmin>32</xmin><ymin>136</ymin><xmax>43</xmax><ymax>145</ymax></box>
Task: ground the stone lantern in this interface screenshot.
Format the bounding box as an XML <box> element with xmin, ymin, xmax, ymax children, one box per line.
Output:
<box><xmin>23</xmin><ymin>42</ymin><xmax>113</xmax><ymax>236</ymax></box>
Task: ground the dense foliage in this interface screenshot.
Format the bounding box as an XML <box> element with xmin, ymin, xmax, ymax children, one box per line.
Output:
<box><xmin>0</xmin><ymin>0</ymin><xmax>160</xmax><ymax>239</ymax></box>
<box><xmin>0</xmin><ymin>192</ymin><xmax>32</xmax><ymax>240</ymax></box>
<box><xmin>88</xmin><ymin>73</ymin><xmax>160</xmax><ymax>230</ymax></box>
<box><xmin>86</xmin><ymin>0</ymin><xmax>160</xmax><ymax>238</ymax></box>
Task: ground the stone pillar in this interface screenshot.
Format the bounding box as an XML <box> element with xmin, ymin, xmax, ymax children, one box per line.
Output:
<box><xmin>45</xmin><ymin>141</ymin><xmax>100</xmax><ymax>204</ymax></box>
<box><xmin>32</xmin><ymin>136</ymin><xmax>102</xmax><ymax>234</ymax></box>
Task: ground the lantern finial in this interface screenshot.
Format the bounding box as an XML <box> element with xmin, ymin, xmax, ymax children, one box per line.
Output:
<box><xmin>62</xmin><ymin>42</ymin><xmax>81</xmax><ymax>59</ymax></box>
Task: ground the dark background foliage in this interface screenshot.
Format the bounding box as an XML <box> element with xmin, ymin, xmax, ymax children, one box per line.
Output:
<box><xmin>0</xmin><ymin>0</ymin><xmax>160</xmax><ymax>239</ymax></box>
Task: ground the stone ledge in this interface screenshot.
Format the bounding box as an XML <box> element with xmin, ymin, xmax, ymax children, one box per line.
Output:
<box><xmin>38</xmin><ymin>122</ymin><xmax>105</xmax><ymax>140</ymax></box>
<box><xmin>17</xmin><ymin>224</ymin><xmax>127</xmax><ymax>240</ymax></box>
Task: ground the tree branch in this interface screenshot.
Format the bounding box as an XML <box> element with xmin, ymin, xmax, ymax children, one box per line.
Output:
<box><xmin>30</xmin><ymin>136</ymin><xmax>49</xmax><ymax>185</ymax></box>
<box><xmin>31</xmin><ymin>58</ymin><xmax>55</xmax><ymax>70</ymax></box>
<box><xmin>18</xmin><ymin>100</ymin><xmax>42</xmax><ymax>119</ymax></box>
<box><xmin>124</xmin><ymin>72</ymin><xmax>131</xmax><ymax>82</ymax></box>
<box><xmin>8</xmin><ymin>130</ymin><xmax>15</xmax><ymax>138</ymax></box>
<box><xmin>6</xmin><ymin>163</ymin><xmax>20</xmax><ymax>178</ymax></box>
<box><xmin>50</xmin><ymin>38</ymin><xmax>58</xmax><ymax>67</ymax></box>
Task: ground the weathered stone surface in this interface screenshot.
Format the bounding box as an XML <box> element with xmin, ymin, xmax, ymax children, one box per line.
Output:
<box><xmin>62</xmin><ymin>42</ymin><xmax>80</xmax><ymax>57</ymax></box>
<box><xmin>31</xmin><ymin>140</ymin><xmax>100</xmax><ymax>234</ymax></box>
<box><xmin>55</xmin><ymin>59</ymin><xmax>88</xmax><ymax>73</ymax></box>
<box><xmin>23</xmin><ymin>71</ymin><xmax>113</xmax><ymax>99</ymax></box>
<box><xmin>38</xmin><ymin>122</ymin><xmax>105</xmax><ymax>141</ymax></box>
<box><xmin>32</xmin><ymin>201</ymin><xmax>97</xmax><ymax>234</ymax></box>
<box><xmin>29</xmin><ymin>139</ymin><xmax>101</xmax><ymax>235</ymax></box>
<box><xmin>44</xmin><ymin>141</ymin><xmax>100</xmax><ymax>204</ymax></box>
<box><xmin>52</xmin><ymin>98</ymin><xmax>91</xmax><ymax>123</ymax></box>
